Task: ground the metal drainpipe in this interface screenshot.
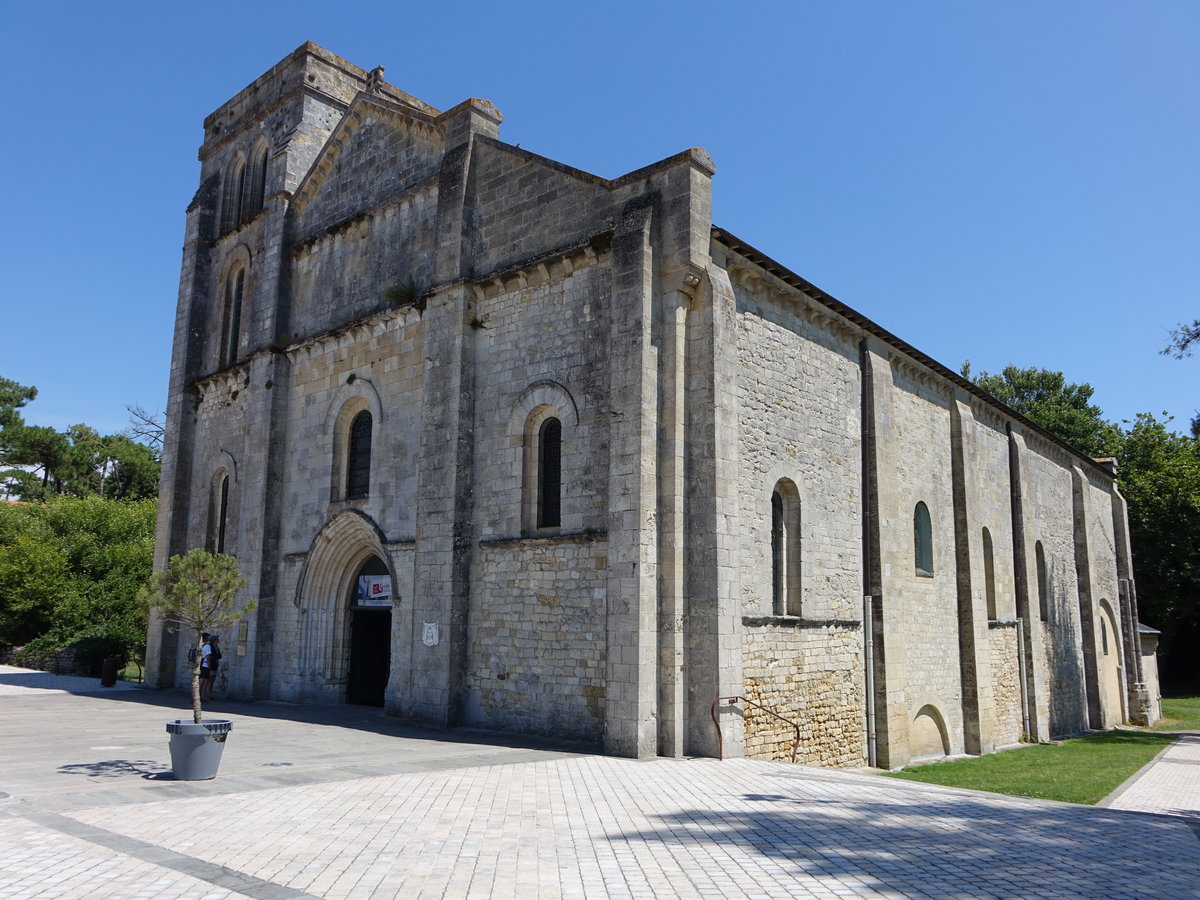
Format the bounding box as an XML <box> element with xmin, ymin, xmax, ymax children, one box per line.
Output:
<box><xmin>864</xmin><ymin>593</ymin><xmax>877</xmax><ymax>767</ymax></box>
<box><xmin>1016</xmin><ymin>616</ymin><xmax>1031</xmax><ymax>741</ymax></box>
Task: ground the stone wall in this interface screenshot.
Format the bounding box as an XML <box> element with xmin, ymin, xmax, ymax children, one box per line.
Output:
<box><xmin>883</xmin><ymin>363</ymin><xmax>964</xmax><ymax>756</ymax></box>
<box><xmin>731</xmin><ymin>279</ymin><xmax>863</xmax><ymax>622</ymax></box>
<box><xmin>742</xmin><ymin>620</ymin><xmax>866</xmax><ymax>767</ymax></box>
<box><xmin>1024</xmin><ymin>438</ymin><xmax>1088</xmax><ymax>737</ymax></box>
<box><xmin>465</xmin><ymin>535</ymin><xmax>608</xmax><ymax>741</ymax></box>
<box><xmin>987</xmin><ymin>622</ymin><xmax>1023</xmax><ymax>747</ymax></box>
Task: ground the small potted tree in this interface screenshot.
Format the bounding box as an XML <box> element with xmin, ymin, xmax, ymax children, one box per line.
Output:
<box><xmin>140</xmin><ymin>549</ymin><xmax>256</xmax><ymax>780</ymax></box>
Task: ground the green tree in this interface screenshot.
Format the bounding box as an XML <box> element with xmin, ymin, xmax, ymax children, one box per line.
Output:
<box><xmin>1110</xmin><ymin>413</ymin><xmax>1200</xmax><ymax>681</ymax></box>
<box><xmin>0</xmin><ymin>496</ymin><xmax>156</xmax><ymax>667</ymax></box>
<box><xmin>0</xmin><ymin>376</ymin><xmax>37</xmax><ymax>430</ymax></box>
<box><xmin>140</xmin><ymin>550</ymin><xmax>255</xmax><ymax>723</ymax></box>
<box><xmin>965</xmin><ymin>362</ymin><xmax>1200</xmax><ymax>686</ymax></box>
<box><xmin>963</xmin><ymin>363</ymin><xmax>1121</xmax><ymax>457</ymax></box>
<box><xmin>1163</xmin><ymin>319</ymin><xmax>1200</xmax><ymax>359</ymax></box>
<box><xmin>0</xmin><ymin>377</ymin><xmax>160</xmax><ymax>501</ymax></box>
<box><xmin>102</xmin><ymin>435</ymin><xmax>161</xmax><ymax>500</ymax></box>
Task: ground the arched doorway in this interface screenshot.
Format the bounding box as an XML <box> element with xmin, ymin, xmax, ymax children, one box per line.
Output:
<box><xmin>346</xmin><ymin>555</ymin><xmax>392</xmax><ymax>706</ymax></box>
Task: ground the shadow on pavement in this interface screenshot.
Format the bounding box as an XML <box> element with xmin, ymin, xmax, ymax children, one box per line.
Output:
<box><xmin>616</xmin><ymin>788</ymin><xmax>1200</xmax><ymax>896</ymax></box>
<box><xmin>58</xmin><ymin>759</ymin><xmax>170</xmax><ymax>780</ymax></box>
<box><xmin>6</xmin><ymin>670</ymin><xmax>602</xmax><ymax>759</ymax></box>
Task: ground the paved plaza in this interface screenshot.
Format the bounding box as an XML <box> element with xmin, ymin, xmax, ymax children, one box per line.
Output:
<box><xmin>1</xmin><ymin>666</ymin><xmax>1198</xmax><ymax>899</ymax></box>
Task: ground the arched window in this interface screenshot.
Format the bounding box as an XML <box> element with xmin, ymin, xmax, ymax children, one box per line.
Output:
<box><xmin>221</xmin><ymin>267</ymin><xmax>244</xmax><ymax>368</ymax></box>
<box><xmin>770</xmin><ymin>480</ymin><xmax>802</xmax><ymax>616</ymax></box>
<box><xmin>537</xmin><ymin>417</ymin><xmax>562</xmax><ymax>528</ymax></box>
<box><xmin>914</xmin><ymin>502</ymin><xmax>933</xmax><ymax>576</ymax></box>
<box><xmin>346</xmin><ymin>411</ymin><xmax>372</xmax><ymax>500</ymax></box>
<box><xmin>247</xmin><ymin>144</ymin><xmax>269</xmax><ymax>220</ymax></box>
<box><xmin>207</xmin><ymin>471</ymin><xmax>230</xmax><ymax>554</ymax></box>
<box><xmin>520</xmin><ymin>404</ymin><xmax>567</xmax><ymax>535</ymax></box>
<box><xmin>221</xmin><ymin>158</ymin><xmax>247</xmax><ymax>233</ymax></box>
<box><xmin>982</xmin><ymin>528</ymin><xmax>997</xmax><ymax>620</ymax></box>
<box><xmin>1035</xmin><ymin>542</ymin><xmax>1049</xmax><ymax>622</ymax></box>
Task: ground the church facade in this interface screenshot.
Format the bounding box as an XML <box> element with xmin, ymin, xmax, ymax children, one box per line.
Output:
<box><xmin>147</xmin><ymin>43</ymin><xmax>1154</xmax><ymax>768</ymax></box>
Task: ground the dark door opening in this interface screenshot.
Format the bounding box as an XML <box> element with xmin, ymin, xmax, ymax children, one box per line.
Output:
<box><xmin>346</xmin><ymin>556</ymin><xmax>392</xmax><ymax>707</ymax></box>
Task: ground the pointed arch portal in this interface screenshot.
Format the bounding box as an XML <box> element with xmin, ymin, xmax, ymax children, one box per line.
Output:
<box><xmin>295</xmin><ymin>511</ymin><xmax>395</xmax><ymax>706</ymax></box>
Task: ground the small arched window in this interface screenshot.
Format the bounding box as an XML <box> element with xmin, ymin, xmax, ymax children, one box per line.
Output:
<box><xmin>1035</xmin><ymin>542</ymin><xmax>1049</xmax><ymax>622</ymax></box>
<box><xmin>221</xmin><ymin>267</ymin><xmax>245</xmax><ymax>368</ymax></box>
<box><xmin>982</xmin><ymin>528</ymin><xmax>997</xmax><ymax>620</ymax></box>
<box><xmin>207</xmin><ymin>471</ymin><xmax>230</xmax><ymax>554</ymax></box>
<box><xmin>770</xmin><ymin>480</ymin><xmax>802</xmax><ymax>616</ymax></box>
<box><xmin>537</xmin><ymin>417</ymin><xmax>562</xmax><ymax>528</ymax></box>
<box><xmin>914</xmin><ymin>502</ymin><xmax>933</xmax><ymax>576</ymax></box>
<box><xmin>346</xmin><ymin>411</ymin><xmax>372</xmax><ymax>500</ymax></box>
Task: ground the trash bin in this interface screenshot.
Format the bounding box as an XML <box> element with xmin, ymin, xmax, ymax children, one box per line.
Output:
<box><xmin>166</xmin><ymin>719</ymin><xmax>233</xmax><ymax>780</ymax></box>
<box><xmin>100</xmin><ymin>657</ymin><xmax>118</xmax><ymax>687</ymax></box>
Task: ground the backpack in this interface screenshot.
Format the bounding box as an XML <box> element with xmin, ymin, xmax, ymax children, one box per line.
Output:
<box><xmin>187</xmin><ymin>646</ymin><xmax>199</xmax><ymax>665</ymax></box>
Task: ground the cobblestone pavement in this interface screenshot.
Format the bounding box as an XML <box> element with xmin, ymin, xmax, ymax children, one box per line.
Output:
<box><xmin>2</xmin><ymin>666</ymin><xmax>1198</xmax><ymax>899</ymax></box>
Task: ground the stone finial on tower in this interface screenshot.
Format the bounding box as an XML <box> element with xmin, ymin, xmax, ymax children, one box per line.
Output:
<box><xmin>366</xmin><ymin>66</ymin><xmax>385</xmax><ymax>94</ymax></box>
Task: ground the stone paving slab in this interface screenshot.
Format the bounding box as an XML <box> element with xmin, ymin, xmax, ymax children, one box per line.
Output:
<box><xmin>1102</xmin><ymin>732</ymin><xmax>1200</xmax><ymax>820</ymax></box>
<box><xmin>2</xmin><ymin>666</ymin><xmax>1199</xmax><ymax>899</ymax></box>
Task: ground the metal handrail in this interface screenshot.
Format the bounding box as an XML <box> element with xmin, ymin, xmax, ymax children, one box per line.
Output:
<box><xmin>710</xmin><ymin>695</ymin><xmax>801</xmax><ymax>763</ymax></box>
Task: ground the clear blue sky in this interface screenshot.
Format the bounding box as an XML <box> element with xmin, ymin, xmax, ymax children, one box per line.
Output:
<box><xmin>2</xmin><ymin>1</ymin><xmax>1195</xmax><ymax>436</ymax></box>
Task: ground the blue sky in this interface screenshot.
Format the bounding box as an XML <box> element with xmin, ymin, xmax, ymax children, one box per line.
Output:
<box><xmin>2</xmin><ymin>1</ymin><xmax>1195</xmax><ymax>436</ymax></box>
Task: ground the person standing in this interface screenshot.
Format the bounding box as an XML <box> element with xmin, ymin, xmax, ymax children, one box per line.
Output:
<box><xmin>201</xmin><ymin>635</ymin><xmax>222</xmax><ymax>700</ymax></box>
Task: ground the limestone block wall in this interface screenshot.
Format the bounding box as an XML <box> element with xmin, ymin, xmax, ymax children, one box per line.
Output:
<box><xmin>469</xmin><ymin>141</ymin><xmax>616</xmax><ymax>274</ymax></box>
<box><xmin>1079</xmin><ymin>470</ymin><xmax>1126</xmax><ymax>728</ymax></box>
<box><xmin>965</xmin><ymin>409</ymin><xmax>1016</xmax><ymax>622</ymax></box>
<box><xmin>731</xmin><ymin>285</ymin><xmax>863</xmax><ymax>621</ymax></box>
<box><xmin>987</xmin><ymin>622</ymin><xmax>1023</xmax><ymax>747</ymax></box>
<box><xmin>165</xmin><ymin>367</ymin><xmax>258</xmax><ymax>689</ymax></box>
<box><xmin>883</xmin><ymin>365</ymin><xmax>964</xmax><ymax>755</ymax></box>
<box><xmin>742</xmin><ymin>620</ymin><xmax>866</xmax><ymax>767</ymax></box>
<box><xmin>277</xmin><ymin>309</ymin><xmax>425</xmax><ymax>551</ymax></box>
<box><xmin>1024</xmin><ymin>440</ymin><xmax>1088</xmax><ymax>736</ymax></box>
<box><xmin>471</xmin><ymin>261</ymin><xmax>612</xmax><ymax>540</ymax></box>
<box><xmin>290</xmin><ymin>187</ymin><xmax>439</xmax><ymax>340</ymax></box>
<box><xmin>293</xmin><ymin>115</ymin><xmax>443</xmax><ymax>242</ymax></box>
<box><xmin>465</xmin><ymin>536</ymin><xmax>608</xmax><ymax>741</ymax></box>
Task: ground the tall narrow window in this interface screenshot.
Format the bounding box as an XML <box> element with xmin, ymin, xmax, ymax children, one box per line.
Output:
<box><xmin>1035</xmin><ymin>542</ymin><xmax>1049</xmax><ymax>622</ymax></box>
<box><xmin>249</xmin><ymin>144</ymin><xmax>269</xmax><ymax>219</ymax></box>
<box><xmin>537</xmin><ymin>417</ymin><xmax>561</xmax><ymax>528</ymax></box>
<box><xmin>233</xmin><ymin>160</ymin><xmax>248</xmax><ymax>226</ymax></box>
<box><xmin>346</xmin><ymin>411</ymin><xmax>372</xmax><ymax>500</ymax></box>
<box><xmin>982</xmin><ymin>528</ymin><xmax>997</xmax><ymax>620</ymax></box>
<box><xmin>771</xmin><ymin>491</ymin><xmax>785</xmax><ymax>615</ymax></box>
<box><xmin>770</xmin><ymin>480</ymin><xmax>802</xmax><ymax>615</ymax></box>
<box><xmin>221</xmin><ymin>267</ymin><xmax>244</xmax><ymax>368</ymax></box>
<box><xmin>1100</xmin><ymin>616</ymin><xmax>1109</xmax><ymax>655</ymax></box>
<box><xmin>216</xmin><ymin>474</ymin><xmax>229</xmax><ymax>554</ymax></box>
<box><xmin>207</xmin><ymin>471</ymin><xmax>230</xmax><ymax>554</ymax></box>
<box><xmin>914</xmin><ymin>502</ymin><xmax>933</xmax><ymax>576</ymax></box>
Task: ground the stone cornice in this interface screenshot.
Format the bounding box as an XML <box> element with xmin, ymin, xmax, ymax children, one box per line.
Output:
<box><xmin>291</xmin><ymin>179</ymin><xmax>438</xmax><ymax>258</ymax></box>
<box><xmin>470</xmin><ymin>233</ymin><xmax>613</xmax><ymax>304</ymax></box>
<box><xmin>724</xmin><ymin>252</ymin><xmax>862</xmax><ymax>346</ymax></box>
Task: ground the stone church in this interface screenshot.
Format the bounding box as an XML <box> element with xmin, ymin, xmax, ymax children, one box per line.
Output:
<box><xmin>147</xmin><ymin>42</ymin><xmax>1155</xmax><ymax>768</ymax></box>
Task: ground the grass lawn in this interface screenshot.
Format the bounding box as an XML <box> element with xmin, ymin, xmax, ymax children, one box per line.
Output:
<box><xmin>882</xmin><ymin>729</ymin><xmax>1176</xmax><ymax>805</ymax></box>
<box><xmin>1151</xmin><ymin>693</ymin><xmax>1200</xmax><ymax>732</ymax></box>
